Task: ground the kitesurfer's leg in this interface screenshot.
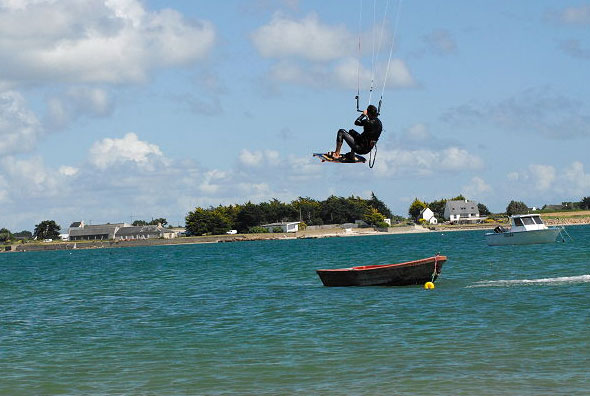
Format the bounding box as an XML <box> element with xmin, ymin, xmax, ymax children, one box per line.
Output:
<box><xmin>333</xmin><ymin>129</ymin><xmax>361</xmax><ymax>158</ymax></box>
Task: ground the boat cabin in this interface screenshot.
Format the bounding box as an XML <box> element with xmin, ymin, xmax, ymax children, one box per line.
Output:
<box><xmin>509</xmin><ymin>214</ymin><xmax>548</xmax><ymax>231</ymax></box>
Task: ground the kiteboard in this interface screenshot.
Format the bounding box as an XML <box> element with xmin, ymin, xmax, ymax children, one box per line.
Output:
<box><xmin>313</xmin><ymin>152</ymin><xmax>366</xmax><ymax>164</ymax></box>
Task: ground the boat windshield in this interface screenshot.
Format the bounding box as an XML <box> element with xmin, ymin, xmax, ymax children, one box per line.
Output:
<box><xmin>532</xmin><ymin>215</ymin><xmax>544</xmax><ymax>225</ymax></box>
<box><xmin>522</xmin><ymin>217</ymin><xmax>535</xmax><ymax>226</ymax></box>
<box><xmin>513</xmin><ymin>217</ymin><xmax>524</xmax><ymax>226</ymax></box>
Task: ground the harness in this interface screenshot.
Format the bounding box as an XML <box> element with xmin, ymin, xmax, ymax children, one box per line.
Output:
<box><xmin>368</xmin><ymin>141</ymin><xmax>377</xmax><ymax>169</ymax></box>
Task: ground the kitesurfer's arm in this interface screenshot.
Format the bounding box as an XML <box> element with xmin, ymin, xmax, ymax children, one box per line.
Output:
<box><xmin>355</xmin><ymin>110</ymin><xmax>368</xmax><ymax>126</ymax></box>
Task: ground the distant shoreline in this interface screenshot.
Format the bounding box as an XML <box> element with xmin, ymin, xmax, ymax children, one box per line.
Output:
<box><xmin>4</xmin><ymin>217</ymin><xmax>589</xmax><ymax>253</ymax></box>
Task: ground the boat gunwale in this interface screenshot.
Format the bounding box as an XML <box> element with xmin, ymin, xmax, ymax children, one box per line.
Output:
<box><xmin>484</xmin><ymin>227</ymin><xmax>561</xmax><ymax>237</ymax></box>
<box><xmin>316</xmin><ymin>255</ymin><xmax>446</xmax><ymax>273</ymax></box>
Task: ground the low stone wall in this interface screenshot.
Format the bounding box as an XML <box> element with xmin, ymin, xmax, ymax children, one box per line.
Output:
<box><xmin>11</xmin><ymin>234</ymin><xmax>267</xmax><ymax>252</ymax></box>
<box><xmin>544</xmin><ymin>217</ymin><xmax>590</xmax><ymax>226</ymax></box>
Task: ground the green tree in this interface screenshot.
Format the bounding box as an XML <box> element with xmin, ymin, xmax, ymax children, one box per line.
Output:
<box><xmin>320</xmin><ymin>195</ymin><xmax>349</xmax><ymax>224</ymax></box>
<box><xmin>185</xmin><ymin>208</ymin><xmax>231</xmax><ymax>236</ymax></box>
<box><xmin>33</xmin><ymin>220</ymin><xmax>61</xmax><ymax>240</ymax></box>
<box><xmin>428</xmin><ymin>198</ymin><xmax>447</xmax><ymax>219</ymax></box>
<box><xmin>363</xmin><ymin>207</ymin><xmax>388</xmax><ymax>228</ymax></box>
<box><xmin>13</xmin><ymin>230</ymin><xmax>33</xmax><ymax>239</ymax></box>
<box><xmin>248</xmin><ymin>226</ymin><xmax>268</xmax><ymax>234</ymax></box>
<box><xmin>408</xmin><ymin>198</ymin><xmax>427</xmax><ymax>221</ymax></box>
<box><xmin>0</xmin><ymin>228</ymin><xmax>13</xmax><ymax>242</ymax></box>
<box><xmin>132</xmin><ymin>220</ymin><xmax>148</xmax><ymax>226</ymax></box>
<box><xmin>506</xmin><ymin>200</ymin><xmax>529</xmax><ymax>216</ymax></box>
<box><xmin>235</xmin><ymin>202</ymin><xmax>264</xmax><ymax>233</ymax></box>
<box><xmin>368</xmin><ymin>192</ymin><xmax>393</xmax><ymax>219</ymax></box>
<box><xmin>265</xmin><ymin>198</ymin><xmax>297</xmax><ymax>223</ymax></box>
<box><xmin>291</xmin><ymin>197</ymin><xmax>322</xmax><ymax>225</ymax></box>
<box><xmin>148</xmin><ymin>218</ymin><xmax>168</xmax><ymax>226</ymax></box>
<box><xmin>319</xmin><ymin>195</ymin><xmax>370</xmax><ymax>224</ymax></box>
<box><xmin>478</xmin><ymin>203</ymin><xmax>491</xmax><ymax>216</ymax></box>
<box><xmin>580</xmin><ymin>196</ymin><xmax>590</xmax><ymax>210</ymax></box>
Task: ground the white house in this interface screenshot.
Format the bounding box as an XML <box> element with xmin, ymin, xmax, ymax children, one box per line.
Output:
<box><xmin>261</xmin><ymin>222</ymin><xmax>300</xmax><ymax>233</ymax></box>
<box><xmin>444</xmin><ymin>200</ymin><xmax>480</xmax><ymax>224</ymax></box>
<box><xmin>420</xmin><ymin>208</ymin><xmax>438</xmax><ymax>225</ymax></box>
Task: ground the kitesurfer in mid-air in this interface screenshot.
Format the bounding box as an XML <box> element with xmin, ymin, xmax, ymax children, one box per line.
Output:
<box><xmin>329</xmin><ymin>104</ymin><xmax>382</xmax><ymax>161</ymax></box>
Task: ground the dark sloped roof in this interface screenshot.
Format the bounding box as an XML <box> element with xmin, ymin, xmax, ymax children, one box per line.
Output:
<box><xmin>445</xmin><ymin>200</ymin><xmax>479</xmax><ymax>215</ymax></box>
<box><xmin>116</xmin><ymin>225</ymin><xmax>162</xmax><ymax>237</ymax></box>
<box><xmin>69</xmin><ymin>224</ymin><xmax>119</xmax><ymax>237</ymax></box>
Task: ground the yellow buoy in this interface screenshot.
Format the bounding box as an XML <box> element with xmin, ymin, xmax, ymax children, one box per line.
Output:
<box><xmin>424</xmin><ymin>282</ymin><xmax>435</xmax><ymax>290</ymax></box>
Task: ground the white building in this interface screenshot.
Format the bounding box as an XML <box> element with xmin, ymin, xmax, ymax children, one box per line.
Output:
<box><xmin>444</xmin><ymin>200</ymin><xmax>480</xmax><ymax>224</ymax></box>
<box><xmin>420</xmin><ymin>208</ymin><xmax>438</xmax><ymax>225</ymax></box>
<box><xmin>261</xmin><ymin>222</ymin><xmax>300</xmax><ymax>233</ymax></box>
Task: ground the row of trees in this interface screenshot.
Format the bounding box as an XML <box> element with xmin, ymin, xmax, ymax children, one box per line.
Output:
<box><xmin>131</xmin><ymin>218</ymin><xmax>168</xmax><ymax>227</ymax></box>
<box><xmin>0</xmin><ymin>221</ymin><xmax>60</xmax><ymax>243</ymax></box>
<box><xmin>506</xmin><ymin>196</ymin><xmax>590</xmax><ymax>215</ymax></box>
<box><xmin>185</xmin><ymin>193</ymin><xmax>400</xmax><ymax>236</ymax></box>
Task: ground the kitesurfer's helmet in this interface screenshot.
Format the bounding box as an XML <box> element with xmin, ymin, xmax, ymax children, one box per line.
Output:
<box><xmin>367</xmin><ymin>104</ymin><xmax>378</xmax><ymax>118</ymax></box>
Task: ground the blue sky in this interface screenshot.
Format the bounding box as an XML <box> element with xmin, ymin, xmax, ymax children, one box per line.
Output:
<box><xmin>1</xmin><ymin>0</ymin><xmax>590</xmax><ymax>231</ymax></box>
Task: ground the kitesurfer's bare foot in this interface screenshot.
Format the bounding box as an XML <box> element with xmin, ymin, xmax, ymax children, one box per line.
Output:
<box><xmin>329</xmin><ymin>151</ymin><xmax>341</xmax><ymax>159</ymax></box>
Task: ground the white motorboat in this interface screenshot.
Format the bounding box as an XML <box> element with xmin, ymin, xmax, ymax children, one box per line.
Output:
<box><xmin>485</xmin><ymin>214</ymin><xmax>562</xmax><ymax>246</ymax></box>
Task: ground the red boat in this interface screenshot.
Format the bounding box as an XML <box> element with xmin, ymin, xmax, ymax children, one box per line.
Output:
<box><xmin>316</xmin><ymin>255</ymin><xmax>446</xmax><ymax>287</ymax></box>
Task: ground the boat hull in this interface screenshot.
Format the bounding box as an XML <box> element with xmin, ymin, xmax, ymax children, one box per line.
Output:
<box><xmin>485</xmin><ymin>227</ymin><xmax>561</xmax><ymax>246</ymax></box>
<box><xmin>316</xmin><ymin>255</ymin><xmax>446</xmax><ymax>287</ymax></box>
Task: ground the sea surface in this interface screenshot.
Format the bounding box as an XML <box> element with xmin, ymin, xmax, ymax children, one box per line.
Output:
<box><xmin>1</xmin><ymin>226</ymin><xmax>590</xmax><ymax>395</ymax></box>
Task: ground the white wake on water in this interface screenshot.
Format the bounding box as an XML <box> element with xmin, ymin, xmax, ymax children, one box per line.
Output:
<box><xmin>468</xmin><ymin>274</ymin><xmax>590</xmax><ymax>288</ymax></box>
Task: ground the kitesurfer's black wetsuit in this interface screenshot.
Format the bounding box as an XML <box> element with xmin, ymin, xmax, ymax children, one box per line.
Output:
<box><xmin>337</xmin><ymin>114</ymin><xmax>383</xmax><ymax>155</ymax></box>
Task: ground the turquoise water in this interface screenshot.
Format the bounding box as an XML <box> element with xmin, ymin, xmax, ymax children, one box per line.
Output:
<box><xmin>2</xmin><ymin>226</ymin><xmax>590</xmax><ymax>395</ymax></box>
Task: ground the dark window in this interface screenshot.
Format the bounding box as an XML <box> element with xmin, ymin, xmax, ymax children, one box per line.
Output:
<box><xmin>522</xmin><ymin>217</ymin><xmax>534</xmax><ymax>225</ymax></box>
<box><xmin>514</xmin><ymin>217</ymin><xmax>524</xmax><ymax>227</ymax></box>
<box><xmin>532</xmin><ymin>216</ymin><xmax>544</xmax><ymax>225</ymax></box>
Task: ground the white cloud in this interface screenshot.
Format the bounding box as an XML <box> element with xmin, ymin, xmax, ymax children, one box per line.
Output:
<box><xmin>440</xmin><ymin>147</ymin><xmax>483</xmax><ymax>170</ymax></box>
<box><xmin>59</xmin><ymin>166</ymin><xmax>79</xmax><ymax>177</ymax></box>
<box><xmin>404</xmin><ymin>123</ymin><xmax>430</xmax><ymax>142</ymax></box>
<box><xmin>463</xmin><ymin>176</ymin><xmax>492</xmax><ymax>198</ymax></box>
<box><xmin>556</xmin><ymin>5</ymin><xmax>590</xmax><ymax>25</ymax></box>
<box><xmin>507</xmin><ymin>171</ymin><xmax>519</xmax><ymax>182</ymax></box>
<box><xmin>0</xmin><ymin>90</ymin><xmax>43</xmax><ymax>155</ymax></box>
<box><xmin>239</xmin><ymin>149</ymin><xmax>265</xmax><ymax>167</ymax></box>
<box><xmin>0</xmin><ymin>0</ymin><xmax>216</xmax><ymax>86</ymax></box>
<box><xmin>333</xmin><ymin>58</ymin><xmax>414</xmax><ymax>89</ymax></box>
<box><xmin>529</xmin><ymin>164</ymin><xmax>557</xmax><ymax>191</ymax></box>
<box><xmin>238</xmin><ymin>149</ymin><xmax>281</xmax><ymax>168</ymax></box>
<box><xmin>506</xmin><ymin>161</ymin><xmax>590</xmax><ymax>201</ymax></box>
<box><xmin>251</xmin><ymin>13</ymin><xmax>353</xmax><ymax>62</ymax></box>
<box><xmin>375</xmin><ymin>146</ymin><xmax>483</xmax><ymax>177</ymax></box>
<box><xmin>252</xmin><ymin>13</ymin><xmax>414</xmax><ymax>90</ymax></box>
<box><xmin>88</xmin><ymin>132</ymin><xmax>165</xmax><ymax>170</ymax></box>
<box><xmin>199</xmin><ymin>169</ymin><xmax>229</xmax><ymax>194</ymax></box>
<box><xmin>563</xmin><ymin>161</ymin><xmax>590</xmax><ymax>194</ymax></box>
<box><xmin>506</xmin><ymin>164</ymin><xmax>556</xmax><ymax>192</ymax></box>
<box><xmin>238</xmin><ymin>182</ymin><xmax>271</xmax><ymax>197</ymax></box>
<box><xmin>47</xmin><ymin>87</ymin><xmax>113</xmax><ymax>129</ymax></box>
<box><xmin>443</xmin><ymin>87</ymin><xmax>590</xmax><ymax>139</ymax></box>
<box><xmin>0</xmin><ymin>156</ymin><xmax>61</xmax><ymax>196</ymax></box>
<box><xmin>269</xmin><ymin>57</ymin><xmax>414</xmax><ymax>90</ymax></box>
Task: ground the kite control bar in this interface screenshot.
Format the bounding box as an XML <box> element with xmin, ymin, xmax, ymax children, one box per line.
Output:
<box><xmin>355</xmin><ymin>95</ymin><xmax>382</xmax><ymax>116</ymax></box>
